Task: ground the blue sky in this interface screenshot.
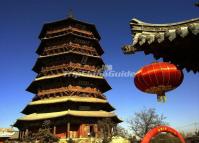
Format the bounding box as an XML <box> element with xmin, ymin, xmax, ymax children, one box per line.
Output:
<box><xmin>0</xmin><ymin>0</ymin><xmax>199</xmax><ymax>131</ymax></box>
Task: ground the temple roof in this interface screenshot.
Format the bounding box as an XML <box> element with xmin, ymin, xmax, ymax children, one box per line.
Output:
<box><xmin>36</xmin><ymin>33</ymin><xmax>104</xmax><ymax>55</ymax></box>
<box><xmin>32</xmin><ymin>51</ymin><xmax>104</xmax><ymax>72</ymax></box>
<box><xmin>26</xmin><ymin>72</ymin><xmax>111</xmax><ymax>94</ymax></box>
<box><xmin>123</xmin><ymin>18</ymin><xmax>199</xmax><ymax>72</ymax></box>
<box><xmin>39</xmin><ymin>50</ymin><xmax>100</xmax><ymax>59</ymax></box>
<box><xmin>22</xmin><ymin>96</ymin><xmax>115</xmax><ymax>114</ymax></box>
<box><xmin>35</xmin><ymin>72</ymin><xmax>103</xmax><ymax>81</ymax></box>
<box><xmin>0</xmin><ymin>128</ymin><xmax>18</xmax><ymax>138</ymax></box>
<box><xmin>17</xmin><ymin>110</ymin><xmax>119</xmax><ymax>121</ymax></box>
<box><xmin>29</xmin><ymin>96</ymin><xmax>108</xmax><ymax>105</ymax></box>
<box><xmin>39</xmin><ymin>17</ymin><xmax>101</xmax><ymax>40</ymax></box>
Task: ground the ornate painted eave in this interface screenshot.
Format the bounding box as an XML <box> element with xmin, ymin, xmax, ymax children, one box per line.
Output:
<box><xmin>14</xmin><ymin>110</ymin><xmax>122</xmax><ymax>128</ymax></box>
<box><xmin>0</xmin><ymin>128</ymin><xmax>18</xmax><ymax>138</ymax></box>
<box><xmin>39</xmin><ymin>17</ymin><xmax>101</xmax><ymax>40</ymax></box>
<box><xmin>122</xmin><ymin>18</ymin><xmax>199</xmax><ymax>72</ymax></box>
<box><xmin>26</xmin><ymin>72</ymin><xmax>111</xmax><ymax>94</ymax></box>
<box><xmin>29</xmin><ymin>96</ymin><xmax>108</xmax><ymax>105</ymax></box>
<box><xmin>22</xmin><ymin>96</ymin><xmax>115</xmax><ymax>114</ymax></box>
<box><xmin>15</xmin><ymin>110</ymin><xmax>121</xmax><ymax>122</ymax></box>
<box><xmin>36</xmin><ymin>33</ymin><xmax>104</xmax><ymax>56</ymax></box>
<box><xmin>32</xmin><ymin>51</ymin><xmax>105</xmax><ymax>72</ymax></box>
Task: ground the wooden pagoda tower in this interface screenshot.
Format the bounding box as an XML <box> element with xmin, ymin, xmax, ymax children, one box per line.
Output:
<box><xmin>14</xmin><ymin>16</ymin><xmax>121</xmax><ymax>140</ymax></box>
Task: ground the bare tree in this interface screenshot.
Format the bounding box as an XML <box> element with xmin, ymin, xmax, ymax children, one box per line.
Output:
<box><xmin>114</xmin><ymin>125</ymin><xmax>130</xmax><ymax>138</ymax></box>
<box><xmin>128</xmin><ymin>108</ymin><xmax>167</xmax><ymax>138</ymax></box>
<box><xmin>194</xmin><ymin>129</ymin><xmax>199</xmax><ymax>136</ymax></box>
<box><xmin>97</xmin><ymin>118</ymin><xmax>116</xmax><ymax>143</ymax></box>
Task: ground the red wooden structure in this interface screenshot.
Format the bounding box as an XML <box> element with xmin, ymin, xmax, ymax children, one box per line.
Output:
<box><xmin>141</xmin><ymin>125</ymin><xmax>186</xmax><ymax>143</ymax></box>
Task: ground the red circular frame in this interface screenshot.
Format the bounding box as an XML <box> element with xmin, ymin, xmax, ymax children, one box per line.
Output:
<box><xmin>141</xmin><ymin>125</ymin><xmax>185</xmax><ymax>143</ymax></box>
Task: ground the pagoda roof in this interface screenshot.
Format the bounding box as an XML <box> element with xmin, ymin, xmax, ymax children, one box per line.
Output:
<box><xmin>35</xmin><ymin>72</ymin><xmax>103</xmax><ymax>81</ymax></box>
<box><xmin>29</xmin><ymin>96</ymin><xmax>108</xmax><ymax>105</ymax></box>
<box><xmin>32</xmin><ymin>51</ymin><xmax>104</xmax><ymax>72</ymax></box>
<box><xmin>16</xmin><ymin>110</ymin><xmax>120</xmax><ymax>121</ymax></box>
<box><xmin>123</xmin><ymin>18</ymin><xmax>199</xmax><ymax>73</ymax></box>
<box><xmin>39</xmin><ymin>50</ymin><xmax>100</xmax><ymax>59</ymax></box>
<box><xmin>22</xmin><ymin>96</ymin><xmax>115</xmax><ymax>114</ymax></box>
<box><xmin>36</xmin><ymin>33</ymin><xmax>104</xmax><ymax>55</ymax></box>
<box><xmin>39</xmin><ymin>17</ymin><xmax>101</xmax><ymax>40</ymax></box>
<box><xmin>26</xmin><ymin>72</ymin><xmax>111</xmax><ymax>94</ymax></box>
<box><xmin>0</xmin><ymin>128</ymin><xmax>18</xmax><ymax>138</ymax></box>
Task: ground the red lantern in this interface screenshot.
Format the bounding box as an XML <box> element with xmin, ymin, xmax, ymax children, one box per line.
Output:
<box><xmin>134</xmin><ymin>62</ymin><xmax>183</xmax><ymax>102</ymax></box>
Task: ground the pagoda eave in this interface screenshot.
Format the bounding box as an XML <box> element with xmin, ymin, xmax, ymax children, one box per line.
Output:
<box><xmin>26</xmin><ymin>73</ymin><xmax>111</xmax><ymax>94</ymax></box>
<box><xmin>30</xmin><ymin>96</ymin><xmax>108</xmax><ymax>105</ymax></box>
<box><xmin>21</xmin><ymin>96</ymin><xmax>115</xmax><ymax>114</ymax></box>
<box><xmin>32</xmin><ymin>52</ymin><xmax>105</xmax><ymax>73</ymax></box>
<box><xmin>36</xmin><ymin>33</ymin><xmax>104</xmax><ymax>56</ymax></box>
<box><xmin>14</xmin><ymin>117</ymin><xmax>122</xmax><ymax>130</ymax></box>
<box><xmin>14</xmin><ymin>110</ymin><xmax>121</xmax><ymax>128</ymax></box>
<box><xmin>39</xmin><ymin>17</ymin><xmax>101</xmax><ymax>40</ymax></box>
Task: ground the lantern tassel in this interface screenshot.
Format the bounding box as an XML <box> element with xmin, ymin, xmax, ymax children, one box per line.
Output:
<box><xmin>157</xmin><ymin>92</ymin><xmax>166</xmax><ymax>103</ymax></box>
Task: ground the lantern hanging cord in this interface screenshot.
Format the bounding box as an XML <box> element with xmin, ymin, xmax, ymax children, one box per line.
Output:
<box><xmin>157</xmin><ymin>92</ymin><xmax>166</xmax><ymax>103</ymax></box>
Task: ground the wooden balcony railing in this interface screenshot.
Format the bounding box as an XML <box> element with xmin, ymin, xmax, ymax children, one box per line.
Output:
<box><xmin>45</xmin><ymin>26</ymin><xmax>94</xmax><ymax>39</ymax></box>
<box><xmin>37</xmin><ymin>85</ymin><xmax>106</xmax><ymax>99</ymax></box>
<box><xmin>38</xmin><ymin>62</ymin><xmax>102</xmax><ymax>77</ymax></box>
<box><xmin>42</xmin><ymin>42</ymin><xmax>99</xmax><ymax>56</ymax></box>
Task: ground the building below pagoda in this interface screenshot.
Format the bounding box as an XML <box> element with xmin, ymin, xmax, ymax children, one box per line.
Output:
<box><xmin>14</xmin><ymin>16</ymin><xmax>121</xmax><ymax>140</ymax></box>
<box><xmin>0</xmin><ymin>128</ymin><xmax>18</xmax><ymax>143</ymax></box>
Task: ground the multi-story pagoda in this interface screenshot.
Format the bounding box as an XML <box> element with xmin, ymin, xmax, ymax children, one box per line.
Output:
<box><xmin>14</xmin><ymin>16</ymin><xmax>121</xmax><ymax>140</ymax></box>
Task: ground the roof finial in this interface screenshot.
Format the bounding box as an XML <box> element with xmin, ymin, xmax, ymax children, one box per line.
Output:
<box><xmin>68</xmin><ymin>9</ymin><xmax>74</xmax><ymax>18</ymax></box>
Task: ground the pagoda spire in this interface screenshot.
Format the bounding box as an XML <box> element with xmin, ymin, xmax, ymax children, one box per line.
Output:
<box><xmin>67</xmin><ymin>9</ymin><xmax>74</xmax><ymax>18</ymax></box>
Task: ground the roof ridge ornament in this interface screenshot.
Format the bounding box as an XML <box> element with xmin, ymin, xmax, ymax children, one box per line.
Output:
<box><xmin>131</xmin><ymin>18</ymin><xmax>145</xmax><ymax>24</ymax></box>
<box><xmin>68</xmin><ymin>9</ymin><xmax>74</xmax><ymax>18</ymax></box>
